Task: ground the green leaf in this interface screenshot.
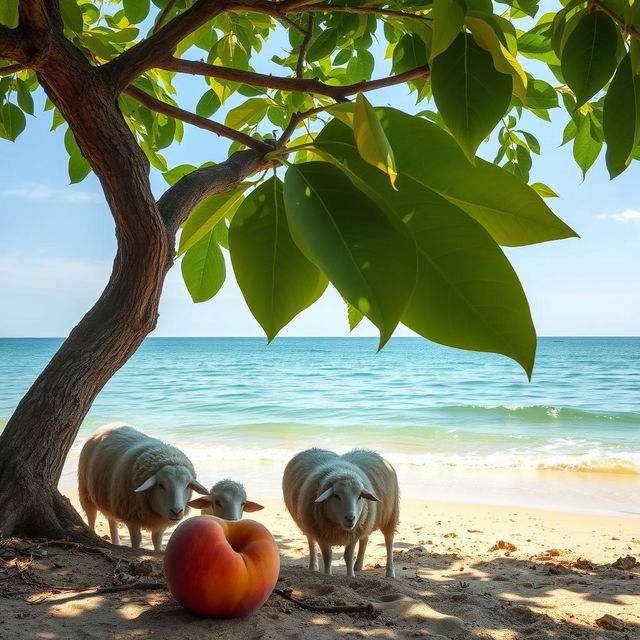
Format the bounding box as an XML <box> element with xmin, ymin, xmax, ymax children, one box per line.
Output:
<box><xmin>60</xmin><ymin>0</ymin><xmax>85</xmax><ymax>33</ymax></box>
<box><xmin>312</xmin><ymin>120</ymin><xmax>537</xmax><ymax>376</ymax></box>
<box><xmin>178</xmin><ymin>185</ymin><xmax>248</xmax><ymax>256</ymax></box>
<box><xmin>353</xmin><ymin>94</ymin><xmax>398</xmax><ymax>188</ymax></box>
<box><xmin>392</xmin><ymin>34</ymin><xmax>427</xmax><ymax>75</ymax></box>
<box><xmin>181</xmin><ymin>230</ymin><xmax>226</xmax><ymax>303</ymax></box>
<box><xmin>123</xmin><ymin>0</ymin><xmax>150</xmax><ymax>24</ymax></box>
<box><xmin>431</xmin><ymin>0</ymin><xmax>465</xmax><ymax>60</ymax></box>
<box><xmin>573</xmin><ymin>115</ymin><xmax>602</xmax><ymax>178</ymax></box>
<box><xmin>16</xmin><ymin>79</ymin><xmax>34</xmax><ymax>116</ymax></box>
<box><xmin>347</xmin><ymin>304</ymin><xmax>364</xmax><ymax>331</ymax></box>
<box><xmin>306</xmin><ymin>28</ymin><xmax>339</xmax><ymax>62</ymax></box>
<box><xmin>68</xmin><ymin>151</ymin><xmax>91</xmax><ymax>184</ymax></box>
<box><xmin>0</xmin><ymin>0</ymin><xmax>18</xmax><ymax>29</ymax></box>
<box><xmin>525</xmin><ymin>78</ymin><xmax>558</xmax><ymax>109</ymax></box>
<box><xmin>530</xmin><ymin>182</ymin><xmax>559</xmax><ymax>198</ymax></box>
<box><xmin>225</xmin><ymin>98</ymin><xmax>268</xmax><ymax>130</ymax></box>
<box><xmin>229</xmin><ymin>177</ymin><xmax>328</xmax><ymax>341</ymax></box>
<box><xmin>283</xmin><ymin>162</ymin><xmax>417</xmax><ymax>348</ymax></box>
<box><xmin>603</xmin><ymin>54</ymin><xmax>640</xmax><ymax>179</ymax></box>
<box><xmin>560</xmin><ymin>12</ymin><xmax>619</xmax><ymax>107</ymax></box>
<box><xmin>162</xmin><ymin>164</ymin><xmax>197</xmax><ymax>186</ymax></box>
<box><xmin>315</xmin><ymin>111</ymin><xmax>577</xmax><ymax>247</ymax></box>
<box><xmin>431</xmin><ymin>33</ymin><xmax>512</xmax><ymax>161</ymax></box>
<box><xmin>0</xmin><ymin>103</ymin><xmax>26</xmax><ymax>141</ymax></box>
<box><xmin>196</xmin><ymin>90</ymin><xmax>221</xmax><ymax>118</ymax></box>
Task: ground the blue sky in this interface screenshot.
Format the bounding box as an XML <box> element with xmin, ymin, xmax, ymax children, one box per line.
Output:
<box><xmin>0</xmin><ymin>15</ymin><xmax>639</xmax><ymax>338</ymax></box>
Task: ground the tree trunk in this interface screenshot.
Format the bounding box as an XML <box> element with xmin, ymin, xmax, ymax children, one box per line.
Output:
<box><xmin>0</xmin><ymin>13</ymin><xmax>269</xmax><ymax>542</ymax></box>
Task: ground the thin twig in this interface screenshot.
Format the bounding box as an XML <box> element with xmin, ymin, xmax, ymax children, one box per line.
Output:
<box><xmin>27</xmin><ymin>581</ymin><xmax>167</xmax><ymax>604</ymax></box>
<box><xmin>153</xmin><ymin>0</ymin><xmax>179</xmax><ymax>34</ymax></box>
<box><xmin>0</xmin><ymin>63</ymin><xmax>25</xmax><ymax>76</ymax></box>
<box><xmin>161</xmin><ymin>58</ymin><xmax>429</xmax><ymax>102</ymax></box>
<box><xmin>591</xmin><ymin>0</ymin><xmax>640</xmax><ymax>40</ymax></box>
<box><xmin>273</xmin><ymin>588</ymin><xmax>376</xmax><ymax>615</ymax></box>
<box><xmin>124</xmin><ymin>85</ymin><xmax>271</xmax><ymax>152</ymax></box>
<box><xmin>296</xmin><ymin>15</ymin><xmax>314</xmax><ymax>78</ymax></box>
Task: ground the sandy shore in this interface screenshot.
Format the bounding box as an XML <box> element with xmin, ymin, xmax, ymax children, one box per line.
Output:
<box><xmin>1</xmin><ymin>488</ymin><xmax>638</xmax><ymax>639</ymax></box>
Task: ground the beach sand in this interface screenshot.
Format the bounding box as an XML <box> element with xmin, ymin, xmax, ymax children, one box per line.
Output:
<box><xmin>1</xmin><ymin>487</ymin><xmax>638</xmax><ymax>639</ymax></box>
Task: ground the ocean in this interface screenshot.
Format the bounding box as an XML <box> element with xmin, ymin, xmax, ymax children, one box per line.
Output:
<box><xmin>1</xmin><ymin>337</ymin><xmax>639</xmax><ymax>515</ymax></box>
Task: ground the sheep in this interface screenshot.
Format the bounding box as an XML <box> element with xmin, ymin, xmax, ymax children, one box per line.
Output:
<box><xmin>283</xmin><ymin>448</ymin><xmax>399</xmax><ymax>578</ymax></box>
<box><xmin>187</xmin><ymin>479</ymin><xmax>264</xmax><ymax>520</ymax></box>
<box><xmin>78</xmin><ymin>423</ymin><xmax>208</xmax><ymax>551</ymax></box>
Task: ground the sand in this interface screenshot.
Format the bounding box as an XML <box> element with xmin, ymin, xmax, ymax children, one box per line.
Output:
<box><xmin>1</xmin><ymin>488</ymin><xmax>638</xmax><ymax>639</ymax></box>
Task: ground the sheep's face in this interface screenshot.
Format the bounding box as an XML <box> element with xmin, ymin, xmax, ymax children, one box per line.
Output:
<box><xmin>315</xmin><ymin>478</ymin><xmax>379</xmax><ymax>531</ymax></box>
<box><xmin>187</xmin><ymin>482</ymin><xmax>264</xmax><ymax>520</ymax></box>
<box><xmin>135</xmin><ymin>465</ymin><xmax>208</xmax><ymax>522</ymax></box>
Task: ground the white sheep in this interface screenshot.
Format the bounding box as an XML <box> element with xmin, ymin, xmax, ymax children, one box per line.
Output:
<box><xmin>78</xmin><ymin>423</ymin><xmax>208</xmax><ymax>551</ymax></box>
<box><xmin>187</xmin><ymin>479</ymin><xmax>264</xmax><ymax>520</ymax></box>
<box><xmin>283</xmin><ymin>448</ymin><xmax>399</xmax><ymax>577</ymax></box>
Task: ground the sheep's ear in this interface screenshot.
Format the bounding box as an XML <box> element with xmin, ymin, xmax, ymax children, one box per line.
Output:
<box><xmin>188</xmin><ymin>496</ymin><xmax>212</xmax><ymax>509</ymax></box>
<box><xmin>243</xmin><ymin>501</ymin><xmax>264</xmax><ymax>512</ymax></box>
<box><xmin>189</xmin><ymin>480</ymin><xmax>209</xmax><ymax>495</ymax></box>
<box><xmin>315</xmin><ymin>487</ymin><xmax>333</xmax><ymax>503</ymax></box>
<box><xmin>134</xmin><ymin>475</ymin><xmax>157</xmax><ymax>492</ymax></box>
<box><xmin>361</xmin><ymin>492</ymin><xmax>379</xmax><ymax>502</ymax></box>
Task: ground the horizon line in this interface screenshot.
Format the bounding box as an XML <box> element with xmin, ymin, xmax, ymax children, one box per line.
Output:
<box><xmin>1</xmin><ymin>335</ymin><xmax>639</xmax><ymax>340</ymax></box>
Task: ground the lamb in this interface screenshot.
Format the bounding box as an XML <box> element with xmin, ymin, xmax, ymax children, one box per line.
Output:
<box><xmin>78</xmin><ymin>423</ymin><xmax>208</xmax><ymax>551</ymax></box>
<box><xmin>283</xmin><ymin>448</ymin><xmax>399</xmax><ymax>577</ymax></box>
<box><xmin>188</xmin><ymin>479</ymin><xmax>264</xmax><ymax>520</ymax></box>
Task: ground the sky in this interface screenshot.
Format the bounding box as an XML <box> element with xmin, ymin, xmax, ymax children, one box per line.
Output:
<box><xmin>0</xmin><ymin>9</ymin><xmax>639</xmax><ymax>339</ymax></box>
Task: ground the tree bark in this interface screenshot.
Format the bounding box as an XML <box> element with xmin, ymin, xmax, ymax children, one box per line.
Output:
<box><xmin>0</xmin><ymin>8</ymin><xmax>269</xmax><ymax>542</ymax></box>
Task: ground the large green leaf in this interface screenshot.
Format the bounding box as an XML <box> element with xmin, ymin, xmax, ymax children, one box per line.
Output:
<box><xmin>0</xmin><ymin>0</ymin><xmax>18</xmax><ymax>28</ymax></box>
<box><xmin>283</xmin><ymin>162</ymin><xmax>417</xmax><ymax>348</ymax></box>
<box><xmin>573</xmin><ymin>115</ymin><xmax>602</xmax><ymax>178</ymax></box>
<box><xmin>431</xmin><ymin>0</ymin><xmax>465</xmax><ymax>60</ymax></box>
<box><xmin>392</xmin><ymin>34</ymin><xmax>428</xmax><ymax>75</ymax></box>
<box><xmin>560</xmin><ymin>12</ymin><xmax>619</xmax><ymax>107</ymax></box>
<box><xmin>123</xmin><ymin>0</ymin><xmax>150</xmax><ymax>24</ymax></box>
<box><xmin>306</xmin><ymin>28</ymin><xmax>339</xmax><ymax>62</ymax></box>
<box><xmin>312</xmin><ymin>119</ymin><xmax>537</xmax><ymax>375</ymax></box>
<box><xmin>0</xmin><ymin>103</ymin><xmax>26</xmax><ymax>141</ymax></box>
<box><xmin>353</xmin><ymin>94</ymin><xmax>397</xmax><ymax>188</ymax></box>
<box><xmin>315</xmin><ymin>111</ymin><xmax>577</xmax><ymax>247</ymax></box>
<box><xmin>181</xmin><ymin>230</ymin><xmax>226</xmax><ymax>303</ymax></box>
<box><xmin>603</xmin><ymin>54</ymin><xmax>640</xmax><ymax>179</ymax></box>
<box><xmin>431</xmin><ymin>33</ymin><xmax>513</xmax><ymax>161</ymax></box>
<box><xmin>229</xmin><ymin>177</ymin><xmax>328</xmax><ymax>341</ymax></box>
<box><xmin>178</xmin><ymin>185</ymin><xmax>248</xmax><ymax>256</ymax></box>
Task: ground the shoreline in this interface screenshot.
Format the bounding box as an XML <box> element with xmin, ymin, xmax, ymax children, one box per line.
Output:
<box><xmin>61</xmin><ymin>457</ymin><xmax>640</xmax><ymax>518</ymax></box>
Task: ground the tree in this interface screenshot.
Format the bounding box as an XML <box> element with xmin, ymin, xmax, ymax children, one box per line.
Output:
<box><xmin>0</xmin><ymin>0</ymin><xmax>637</xmax><ymax>542</ymax></box>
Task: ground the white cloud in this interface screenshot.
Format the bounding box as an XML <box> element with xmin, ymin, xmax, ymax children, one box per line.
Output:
<box><xmin>598</xmin><ymin>209</ymin><xmax>640</xmax><ymax>224</ymax></box>
<box><xmin>2</xmin><ymin>183</ymin><xmax>101</xmax><ymax>204</ymax></box>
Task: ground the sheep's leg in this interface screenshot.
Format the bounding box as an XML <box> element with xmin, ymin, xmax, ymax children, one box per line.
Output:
<box><xmin>319</xmin><ymin>543</ymin><xmax>333</xmax><ymax>576</ymax></box>
<box><xmin>384</xmin><ymin>531</ymin><xmax>395</xmax><ymax>578</ymax></box>
<box><xmin>307</xmin><ymin>535</ymin><xmax>319</xmax><ymax>572</ymax></box>
<box><xmin>108</xmin><ymin>519</ymin><xmax>120</xmax><ymax>546</ymax></box>
<box><xmin>344</xmin><ymin>541</ymin><xmax>357</xmax><ymax>577</ymax></box>
<box><xmin>84</xmin><ymin>504</ymin><xmax>97</xmax><ymax>531</ymax></box>
<box><xmin>152</xmin><ymin>530</ymin><xmax>164</xmax><ymax>552</ymax></box>
<box><xmin>354</xmin><ymin>535</ymin><xmax>369</xmax><ymax>572</ymax></box>
<box><xmin>127</xmin><ymin>522</ymin><xmax>142</xmax><ymax>549</ymax></box>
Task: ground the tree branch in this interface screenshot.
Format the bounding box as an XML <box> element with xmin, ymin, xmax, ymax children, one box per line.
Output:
<box><xmin>105</xmin><ymin>0</ymin><xmax>226</xmax><ymax>92</ymax></box>
<box><xmin>153</xmin><ymin>0</ymin><xmax>178</xmax><ymax>34</ymax></box>
<box><xmin>227</xmin><ymin>1</ymin><xmax>431</xmax><ymax>23</ymax></box>
<box><xmin>158</xmin><ymin>150</ymin><xmax>272</xmax><ymax>236</ymax></box>
<box><xmin>591</xmin><ymin>0</ymin><xmax>640</xmax><ymax>40</ymax></box>
<box><xmin>124</xmin><ymin>85</ymin><xmax>271</xmax><ymax>153</ymax></box>
<box><xmin>0</xmin><ymin>63</ymin><xmax>26</xmax><ymax>76</ymax></box>
<box><xmin>160</xmin><ymin>57</ymin><xmax>430</xmax><ymax>101</ymax></box>
<box><xmin>296</xmin><ymin>16</ymin><xmax>313</xmax><ymax>78</ymax></box>
<box><xmin>0</xmin><ymin>25</ymin><xmax>31</xmax><ymax>64</ymax></box>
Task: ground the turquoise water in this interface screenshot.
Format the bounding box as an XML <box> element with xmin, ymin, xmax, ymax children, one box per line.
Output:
<box><xmin>1</xmin><ymin>337</ymin><xmax>639</xmax><ymax>479</ymax></box>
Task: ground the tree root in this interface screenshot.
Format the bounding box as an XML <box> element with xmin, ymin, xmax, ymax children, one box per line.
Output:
<box><xmin>272</xmin><ymin>588</ymin><xmax>376</xmax><ymax>615</ymax></box>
